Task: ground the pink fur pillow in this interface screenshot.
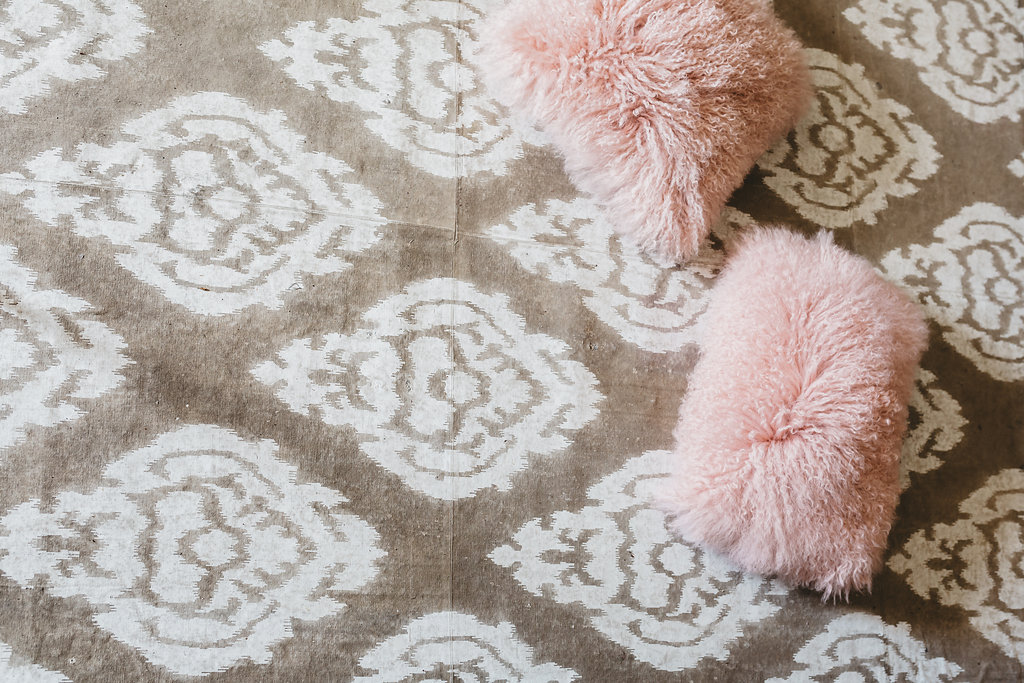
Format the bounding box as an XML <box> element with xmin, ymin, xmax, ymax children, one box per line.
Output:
<box><xmin>660</xmin><ymin>228</ymin><xmax>928</xmax><ymax>598</ymax></box>
<box><xmin>478</xmin><ymin>0</ymin><xmax>810</xmax><ymax>263</ymax></box>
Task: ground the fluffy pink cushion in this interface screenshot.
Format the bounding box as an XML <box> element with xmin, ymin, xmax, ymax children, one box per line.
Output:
<box><xmin>659</xmin><ymin>228</ymin><xmax>928</xmax><ymax>598</ymax></box>
<box><xmin>478</xmin><ymin>0</ymin><xmax>810</xmax><ymax>263</ymax></box>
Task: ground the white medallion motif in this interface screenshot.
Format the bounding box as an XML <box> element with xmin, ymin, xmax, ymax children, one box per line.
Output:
<box><xmin>0</xmin><ymin>244</ymin><xmax>129</xmax><ymax>451</ymax></box>
<box><xmin>0</xmin><ymin>92</ymin><xmax>386</xmax><ymax>316</ymax></box>
<box><xmin>880</xmin><ymin>203</ymin><xmax>1023</xmax><ymax>381</ymax></box>
<box><xmin>758</xmin><ymin>49</ymin><xmax>940</xmax><ymax>228</ymax></box>
<box><xmin>0</xmin><ymin>641</ymin><xmax>70</xmax><ymax>682</ymax></box>
<box><xmin>490</xmin><ymin>450</ymin><xmax>787</xmax><ymax>672</ymax></box>
<box><xmin>765</xmin><ymin>613</ymin><xmax>964</xmax><ymax>682</ymax></box>
<box><xmin>901</xmin><ymin>368</ymin><xmax>966</xmax><ymax>491</ymax></box>
<box><xmin>0</xmin><ymin>0</ymin><xmax>149</xmax><ymax>114</ymax></box>
<box><xmin>0</xmin><ymin>424</ymin><xmax>385</xmax><ymax>676</ymax></box>
<box><xmin>844</xmin><ymin>0</ymin><xmax>1022</xmax><ymax>124</ymax></box>
<box><xmin>888</xmin><ymin>468</ymin><xmax>1024</xmax><ymax>663</ymax></box>
<box><xmin>260</xmin><ymin>0</ymin><xmax>546</xmax><ymax>178</ymax></box>
<box><xmin>253</xmin><ymin>278</ymin><xmax>602</xmax><ymax>500</ymax></box>
<box><xmin>354</xmin><ymin>611</ymin><xmax>578</xmax><ymax>681</ymax></box>
<box><xmin>1010</xmin><ymin>152</ymin><xmax>1024</xmax><ymax>181</ymax></box>
<box><xmin>485</xmin><ymin>198</ymin><xmax>755</xmax><ymax>353</ymax></box>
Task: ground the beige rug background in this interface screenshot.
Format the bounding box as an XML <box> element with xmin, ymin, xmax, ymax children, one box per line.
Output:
<box><xmin>0</xmin><ymin>0</ymin><xmax>1021</xmax><ymax>680</ymax></box>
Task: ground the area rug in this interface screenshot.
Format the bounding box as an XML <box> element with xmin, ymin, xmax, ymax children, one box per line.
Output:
<box><xmin>0</xmin><ymin>0</ymin><xmax>1021</xmax><ymax>680</ymax></box>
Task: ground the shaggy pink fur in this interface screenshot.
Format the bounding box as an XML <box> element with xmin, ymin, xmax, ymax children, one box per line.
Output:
<box><xmin>659</xmin><ymin>228</ymin><xmax>928</xmax><ymax>599</ymax></box>
<box><xmin>478</xmin><ymin>0</ymin><xmax>810</xmax><ymax>263</ymax></box>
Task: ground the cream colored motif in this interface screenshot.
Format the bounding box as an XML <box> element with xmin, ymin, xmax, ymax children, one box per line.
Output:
<box><xmin>1</xmin><ymin>92</ymin><xmax>386</xmax><ymax>316</ymax></box>
<box><xmin>0</xmin><ymin>244</ymin><xmax>128</xmax><ymax>452</ymax></box>
<box><xmin>491</xmin><ymin>450</ymin><xmax>787</xmax><ymax>671</ymax></box>
<box><xmin>759</xmin><ymin>49</ymin><xmax>939</xmax><ymax>228</ymax></box>
<box><xmin>486</xmin><ymin>199</ymin><xmax>754</xmax><ymax>353</ymax></box>
<box><xmin>889</xmin><ymin>468</ymin><xmax>1024</xmax><ymax>663</ymax></box>
<box><xmin>0</xmin><ymin>425</ymin><xmax>385</xmax><ymax>676</ymax></box>
<box><xmin>901</xmin><ymin>368</ymin><xmax>966</xmax><ymax>491</ymax></box>
<box><xmin>0</xmin><ymin>0</ymin><xmax>149</xmax><ymax>114</ymax></box>
<box><xmin>766</xmin><ymin>613</ymin><xmax>964</xmax><ymax>682</ymax></box>
<box><xmin>261</xmin><ymin>0</ymin><xmax>546</xmax><ymax>178</ymax></box>
<box><xmin>881</xmin><ymin>203</ymin><xmax>1024</xmax><ymax>381</ymax></box>
<box><xmin>845</xmin><ymin>0</ymin><xmax>1022</xmax><ymax>124</ymax></box>
<box><xmin>354</xmin><ymin>611</ymin><xmax>578</xmax><ymax>681</ymax></box>
<box><xmin>253</xmin><ymin>279</ymin><xmax>603</xmax><ymax>500</ymax></box>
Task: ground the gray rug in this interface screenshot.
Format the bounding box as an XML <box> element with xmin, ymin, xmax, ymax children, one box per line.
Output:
<box><xmin>0</xmin><ymin>0</ymin><xmax>1021</xmax><ymax>680</ymax></box>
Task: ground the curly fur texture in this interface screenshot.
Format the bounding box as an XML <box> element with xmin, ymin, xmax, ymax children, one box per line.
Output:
<box><xmin>659</xmin><ymin>228</ymin><xmax>928</xmax><ymax>599</ymax></box>
<box><xmin>478</xmin><ymin>0</ymin><xmax>811</xmax><ymax>263</ymax></box>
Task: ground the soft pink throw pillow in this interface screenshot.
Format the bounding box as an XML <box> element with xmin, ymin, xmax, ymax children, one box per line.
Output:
<box><xmin>478</xmin><ymin>0</ymin><xmax>810</xmax><ymax>263</ymax></box>
<box><xmin>660</xmin><ymin>228</ymin><xmax>928</xmax><ymax>598</ymax></box>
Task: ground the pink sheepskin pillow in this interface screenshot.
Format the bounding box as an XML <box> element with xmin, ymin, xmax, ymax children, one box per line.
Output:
<box><xmin>478</xmin><ymin>0</ymin><xmax>810</xmax><ymax>263</ymax></box>
<box><xmin>659</xmin><ymin>228</ymin><xmax>928</xmax><ymax>599</ymax></box>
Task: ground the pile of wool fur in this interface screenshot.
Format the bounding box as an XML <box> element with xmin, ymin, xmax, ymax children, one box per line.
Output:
<box><xmin>479</xmin><ymin>0</ymin><xmax>811</xmax><ymax>263</ymax></box>
<box><xmin>658</xmin><ymin>228</ymin><xmax>928</xmax><ymax>598</ymax></box>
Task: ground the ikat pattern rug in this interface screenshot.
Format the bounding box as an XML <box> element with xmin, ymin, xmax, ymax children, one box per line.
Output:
<box><xmin>0</xmin><ymin>0</ymin><xmax>1021</xmax><ymax>680</ymax></box>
